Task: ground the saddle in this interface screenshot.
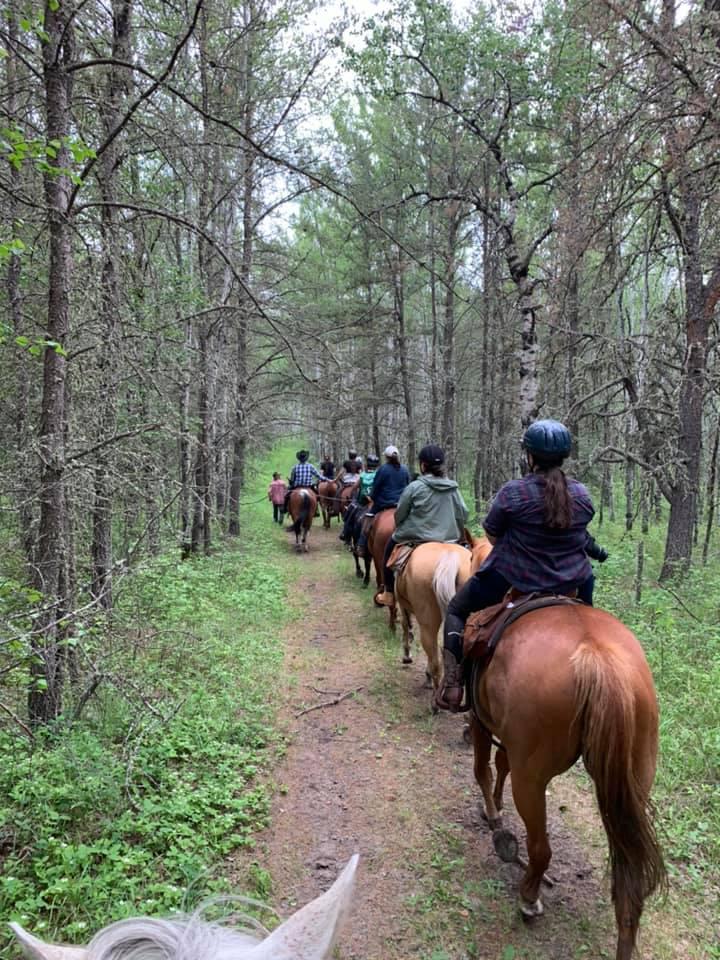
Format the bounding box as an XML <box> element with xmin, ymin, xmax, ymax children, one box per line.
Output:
<box><xmin>387</xmin><ymin>542</ymin><xmax>416</xmax><ymax>575</ymax></box>
<box><xmin>463</xmin><ymin>590</ymin><xmax>583</xmax><ymax>671</ymax></box>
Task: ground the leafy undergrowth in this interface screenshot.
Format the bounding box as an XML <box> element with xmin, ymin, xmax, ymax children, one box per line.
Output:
<box><xmin>587</xmin><ymin>517</ymin><xmax>720</xmax><ymax>893</ymax></box>
<box><xmin>0</xmin><ymin>447</ymin><xmax>299</xmax><ymax>946</ymax></box>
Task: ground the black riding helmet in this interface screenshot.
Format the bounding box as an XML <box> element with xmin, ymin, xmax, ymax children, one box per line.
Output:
<box><xmin>348</xmin><ymin>449</ymin><xmax>358</xmax><ymax>458</ymax></box>
<box><xmin>418</xmin><ymin>443</ymin><xmax>445</xmax><ymax>466</ymax></box>
<box><xmin>296</xmin><ymin>449</ymin><xmax>309</xmax><ymax>462</ymax></box>
<box><xmin>522</xmin><ymin>420</ymin><xmax>572</xmax><ymax>459</ymax></box>
<box><xmin>366</xmin><ymin>454</ymin><xmax>380</xmax><ymax>467</ymax></box>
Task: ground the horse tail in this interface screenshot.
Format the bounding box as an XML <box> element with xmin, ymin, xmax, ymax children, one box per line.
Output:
<box><xmin>572</xmin><ymin>642</ymin><xmax>667</xmax><ymax>924</ymax></box>
<box><xmin>292</xmin><ymin>490</ymin><xmax>312</xmax><ymax>535</ymax></box>
<box><xmin>432</xmin><ymin>551</ymin><xmax>463</xmax><ymax>617</ymax></box>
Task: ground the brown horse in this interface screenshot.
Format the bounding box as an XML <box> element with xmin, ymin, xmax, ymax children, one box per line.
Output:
<box><xmin>288</xmin><ymin>487</ymin><xmax>317</xmax><ymax>553</ymax></box>
<box><xmin>368</xmin><ymin>508</ymin><xmax>396</xmax><ymax>627</ymax></box>
<box><xmin>469</xmin><ymin>606</ymin><xmax>666</xmax><ymax>960</ymax></box>
<box><xmin>318</xmin><ymin>480</ymin><xmax>340</xmax><ymax>528</ymax></box>
<box><xmin>395</xmin><ymin>536</ymin><xmax>492</xmax><ymax>697</ymax></box>
<box><xmin>338</xmin><ymin>479</ymin><xmax>358</xmax><ymax>516</ymax></box>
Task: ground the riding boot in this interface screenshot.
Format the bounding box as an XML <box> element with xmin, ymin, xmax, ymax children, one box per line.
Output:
<box><xmin>434</xmin><ymin>649</ymin><xmax>464</xmax><ymax>712</ymax></box>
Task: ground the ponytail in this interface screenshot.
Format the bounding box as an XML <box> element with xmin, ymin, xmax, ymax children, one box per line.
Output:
<box><xmin>537</xmin><ymin>461</ymin><xmax>573</xmax><ymax>529</ymax></box>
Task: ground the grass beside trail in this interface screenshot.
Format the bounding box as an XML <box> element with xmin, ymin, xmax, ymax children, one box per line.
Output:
<box><xmin>0</xmin><ymin>443</ymin><xmax>301</xmax><ymax>947</ymax></box>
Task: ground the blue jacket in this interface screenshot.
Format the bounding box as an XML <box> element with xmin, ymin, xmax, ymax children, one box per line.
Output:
<box><xmin>370</xmin><ymin>462</ymin><xmax>410</xmax><ymax>510</ymax></box>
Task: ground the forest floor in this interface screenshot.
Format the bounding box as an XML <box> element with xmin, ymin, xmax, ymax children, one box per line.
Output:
<box><xmin>229</xmin><ymin>522</ymin><xmax>712</xmax><ymax>960</ymax></box>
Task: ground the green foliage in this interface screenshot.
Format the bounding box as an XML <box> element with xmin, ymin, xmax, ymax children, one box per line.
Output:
<box><xmin>589</xmin><ymin>518</ymin><xmax>720</xmax><ymax>885</ymax></box>
<box><xmin>0</xmin><ymin>451</ymin><xmax>294</xmax><ymax>946</ymax></box>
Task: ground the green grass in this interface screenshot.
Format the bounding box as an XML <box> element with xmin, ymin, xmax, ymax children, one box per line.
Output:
<box><xmin>0</xmin><ymin>445</ymin><xmax>301</xmax><ymax>946</ymax></box>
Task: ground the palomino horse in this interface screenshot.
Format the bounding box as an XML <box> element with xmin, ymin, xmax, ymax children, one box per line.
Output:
<box><xmin>318</xmin><ymin>479</ymin><xmax>341</xmax><ymax>528</ymax></box>
<box><xmin>395</xmin><ymin>536</ymin><xmax>492</xmax><ymax>698</ymax></box>
<box><xmin>469</xmin><ymin>606</ymin><xmax>666</xmax><ymax>960</ymax></box>
<box><xmin>288</xmin><ymin>487</ymin><xmax>318</xmax><ymax>553</ymax></box>
<box><xmin>11</xmin><ymin>854</ymin><xmax>358</xmax><ymax>960</ymax></box>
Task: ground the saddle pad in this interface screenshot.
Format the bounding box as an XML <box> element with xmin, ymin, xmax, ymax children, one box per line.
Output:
<box><xmin>388</xmin><ymin>542</ymin><xmax>416</xmax><ymax>574</ymax></box>
<box><xmin>463</xmin><ymin>592</ymin><xmax>582</xmax><ymax>662</ymax></box>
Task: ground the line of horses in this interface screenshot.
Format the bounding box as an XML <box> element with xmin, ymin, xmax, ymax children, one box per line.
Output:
<box><xmin>284</xmin><ymin>479</ymin><xmax>666</xmax><ymax>960</ymax></box>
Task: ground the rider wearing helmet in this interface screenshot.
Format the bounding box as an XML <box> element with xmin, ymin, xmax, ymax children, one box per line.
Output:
<box><xmin>375</xmin><ymin>444</ymin><xmax>468</xmax><ymax>606</ymax></box>
<box><xmin>436</xmin><ymin>419</ymin><xmax>597</xmax><ymax>712</ymax></box>
<box><xmin>355</xmin><ymin>445</ymin><xmax>411</xmax><ymax>556</ymax></box>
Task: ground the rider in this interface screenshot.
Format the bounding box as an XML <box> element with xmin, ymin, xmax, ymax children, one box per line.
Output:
<box><xmin>320</xmin><ymin>454</ymin><xmax>335</xmax><ymax>480</ymax></box>
<box><xmin>356</xmin><ymin>445</ymin><xmax>410</xmax><ymax>557</ymax></box>
<box><xmin>283</xmin><ymin>450</ymin><xmax>326</xmax><ymax>514</ymax></box>
<box><xmin>339</xmin><ymin>453</ymin><xmax>379</xmax><ymax>542</ymax></box>
<box><xmin>435</xmin><ymin>419</ymin><xmax>597</xmax><ymax>712</ymax></box>
<box><xmin>335</xmin><ymin>452</ymin><xmax>359</xmax><ymax>488</ymax></box>
<box><xmin>375</xmin><ymin>444</ymin><xmax>468</xmax><ymax>606</ymax></box>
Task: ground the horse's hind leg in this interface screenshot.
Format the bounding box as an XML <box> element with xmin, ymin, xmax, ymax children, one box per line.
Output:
<box><xmin>470</xmin><ymin>718</ymin><xmax>503</xmax><ymax>829</ymax></box>
<box><xmin>400</xmin><ymin>606</ymin><xmax>413</xmax><ymax>665</ymax></box>
<box><xmin>493</xmin><ymin>746</ymin><xmax>510</xmax><ymax>814</ymax></box>
<box><xmin>510</xmin><ymin>768</ymin><xmax>551</xmax><ymax>918</ymax></box>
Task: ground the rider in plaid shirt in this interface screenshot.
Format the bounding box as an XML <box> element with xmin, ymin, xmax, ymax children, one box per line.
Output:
<box><xmin>284</xmin><ymin>450</ymin><xmax>325</xmax><ymax>513</ymax></box>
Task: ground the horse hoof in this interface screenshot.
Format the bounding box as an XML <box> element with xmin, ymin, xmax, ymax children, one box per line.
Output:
<box><xmin>480</xmin><ymin>809</ymin><xmax>503</xmax><ymax>830</ymax></box>
<box><xmin>402</xmin><ymin>655</ymin><xmax>413</xmax><ymax>665</ymax></box>
<box><xmin>493</xmin><ymin>828</ymin><xmax>519</xmax><ymax>863</ymax></box>
<box><xmin>520</xmin><ymin>897</ymin><xmax>543</xmax><ymax>921</ymax></box>
<box><xmin>355</xmin><ymin>570</ymin><xmax>363</xmax><ymax>579</ymax></box>
<box><xmin>462</xmin><ymin>724</ymin><xmax>472</xmax><ymax>744</ymax></box>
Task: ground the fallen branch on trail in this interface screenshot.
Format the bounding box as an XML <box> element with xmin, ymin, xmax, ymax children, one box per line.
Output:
<box><xmin>295</xmin><ymin>687</ymin><xmax>363</xmax><ymax>718</ymax></box>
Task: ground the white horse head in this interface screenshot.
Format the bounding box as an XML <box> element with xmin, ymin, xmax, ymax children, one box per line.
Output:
<box><xmin>10</xmin><ymin>854</ymin><xmax>358</xmax><ymax>960</ymax></box>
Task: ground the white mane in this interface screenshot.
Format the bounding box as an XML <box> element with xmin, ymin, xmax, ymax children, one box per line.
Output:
<box><xmin>11</xmin><ymin>854</ymin><xmax>358</xmax><ymax>960</ymax></box>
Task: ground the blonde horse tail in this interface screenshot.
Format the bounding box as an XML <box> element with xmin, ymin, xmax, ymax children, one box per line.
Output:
<box><xmin>432</xmin><ymin>551</ymin><xmax>463</xmax><ymax>617</ymax></box>
<box><xmin>572</xmin><ymin>642</ymin><xmax>667</xmax><ymax>928</ymax></box>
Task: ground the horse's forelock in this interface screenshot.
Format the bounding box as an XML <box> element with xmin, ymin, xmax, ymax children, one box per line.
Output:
<box><xmin>87</xmin><ymin>916</ymin><xmax>263</xmax><ymax>960</ymax></box>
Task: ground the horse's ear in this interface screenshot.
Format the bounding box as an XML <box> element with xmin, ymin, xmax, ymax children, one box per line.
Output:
<box><xmin>463</xmin><ymin>526</ymin><xmax>476</xmax><ymax>547</ymax></box>
<box><xmin>251</xmin><ymin>854</ymin><xmax>358</xmax><ymax>960</ymax></box>
<box><xmin>9</xmin><ymin>924</ymin><xmax>88</xmax><ymax>960</ymax></box>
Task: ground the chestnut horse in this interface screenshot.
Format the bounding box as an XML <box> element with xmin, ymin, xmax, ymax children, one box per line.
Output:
<box><xmin>468</xmin><ymin>606</ymin><xmax>666</xmax><ymax>960</ymax></box>
<box><xmin>395</xmin><ymin>536</ymin><xmax>492</xmax><ymax>698</ymax></box>
<box><xmin>368</xmin><ymin>508</ymin><xmax>397</xmax><ymax>628</ymax></box>
<box><xmin>318</xmin><ymin>480</ymin><xmax>341</xmax><ymax>528</ymax></box>
<box><xmin>288</xmin><ymin>487</ymin><xmax>317</xmax><ymax>553</ymax></box>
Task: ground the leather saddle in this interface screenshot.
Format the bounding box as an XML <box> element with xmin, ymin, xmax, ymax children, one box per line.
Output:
<box><xmin>463</xmin><ymin>589</ymin><xmax>583</xmax><ymax>672</ymax></box>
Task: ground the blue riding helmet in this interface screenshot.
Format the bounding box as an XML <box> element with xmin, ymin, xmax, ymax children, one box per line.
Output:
<box><xmin>522</xmin><ymin>420</ymin><xmax>572</xmax><ymax>459</ymax></box>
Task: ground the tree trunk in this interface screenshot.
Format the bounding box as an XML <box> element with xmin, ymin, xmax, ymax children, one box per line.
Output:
<box><xmin>30</xmin><ymin>0</ymin><xmax>74</xmax><ymax>724</ymax></box>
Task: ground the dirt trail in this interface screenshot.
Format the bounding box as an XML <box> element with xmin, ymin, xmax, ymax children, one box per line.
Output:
<box><xmin>230</xmin><ymin>525</ymin><xmax>701</xmax><ymax>960</ymax></box>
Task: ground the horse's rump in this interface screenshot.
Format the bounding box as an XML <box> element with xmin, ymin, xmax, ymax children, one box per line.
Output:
<box><xmin>475</xmin><ymin>605</ymin><xmax>665</xmax><ymax>946</ymax></box>
<box><xmin>289</xmin><ymin>488</ymin><xmax>316</xmax><ymax>532</ymax></box>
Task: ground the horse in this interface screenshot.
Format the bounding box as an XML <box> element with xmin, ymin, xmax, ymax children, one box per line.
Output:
<box><xmin>337</xmin><ymin>478</ymin><xmax>358</xmax><ymax>516</ymax></box>
<box><xmin>345</xmin><ymin>503</ymin><xmax>372</xmax><ymax>586</ymax></box>
<box><xmin>318</xmin><ymin>479</ymin><xmax>341</xmax><ymax>529</ymax></box>
<box><xmin>287</xmin><ymin>487</ymin><xmax>317</xmax><ymax>553</ymax></box>
<box><xmin>368</xmin><ymin>508</ymin><xmax>396</xmax><ymax>628</ymax></box>
<box><xmin>11</xmin><ymin>854</ymin><xmax>358</xmax><ymax>960</ymax></box>
<box><xmin>394</xmin><ymin>535</ymin><xmax>492</xmax><ymax>697</ymax></box>
<box><xmin>468</xmin><ymin>606</ymin><xmax>666</xmax><ymax>960</ymax></box>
